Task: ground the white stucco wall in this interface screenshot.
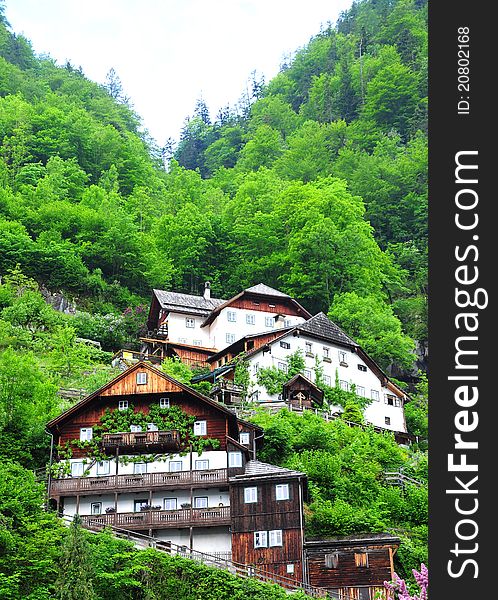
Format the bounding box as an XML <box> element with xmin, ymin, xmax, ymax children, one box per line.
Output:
<box><xmin>155</xmin><ymin>526</ymin><xmax>232</xmax><ymax>553</ymax></box>
<box><xmin>245</xmin><ymin>332</ymin><xmax>407</xmax><ymax>433</ymax></box>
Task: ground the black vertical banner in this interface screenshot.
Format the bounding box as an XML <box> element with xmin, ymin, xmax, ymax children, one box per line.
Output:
<box><xmin>429</xmin><ymin>1</ymin><xmax>492</xmax><ymax>598</ymax></box>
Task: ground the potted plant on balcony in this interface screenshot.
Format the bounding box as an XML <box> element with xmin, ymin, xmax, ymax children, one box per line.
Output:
<box><xmin>151</xmin><ymin>505</ymin><xmax>162</xmax><ymax>510</ymax></box>
<box><xmin>105</xmin><ymin>506</ymin><xmax>116</xmax><ymax>513</ymax></box>
<box><xmin>180</xmin><ymin>502</ymin><xmax>191</xmax><ymax>509</ymax></box>
<box><xmin>140</xmin><ymin>504</ymin><xmax>152</xmax><ymax>511</ymax></box>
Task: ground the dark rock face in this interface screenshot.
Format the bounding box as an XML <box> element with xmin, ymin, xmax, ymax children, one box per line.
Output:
<box><xmin>39</xmin><ymin>285</ymin><xmax>77</xmax><ymax>315</ymax></box>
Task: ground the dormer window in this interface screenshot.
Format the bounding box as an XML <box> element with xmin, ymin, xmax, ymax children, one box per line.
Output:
<box><xmin>118</xmin><ymin>400</ymin><xmax>129</xmax><ymax>411</ymax></box>
<box><xmin>136</xmin><ymin>372</ymin><xmax>147</xmax><ymax>385</ymax></box>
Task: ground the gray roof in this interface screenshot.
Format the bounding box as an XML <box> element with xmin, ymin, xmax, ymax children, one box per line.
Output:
<box><xmin>296</xmin><ymin>312</ymin><xmax>357</xmax><ymax>348</ymax></box>
<box><xmin>153</xmin><ymin>289</ymin><xmax>225</xmax><ymax>317</ymax></box>
<box><xmin>245</xmin><ymin>283</ymin><xmax>290</xmax><ymax>297</ymax></box>
<box><xmin>230</xmin><ymin>460</ymin><xmax>305</xmax><ymax>481</ymax></box>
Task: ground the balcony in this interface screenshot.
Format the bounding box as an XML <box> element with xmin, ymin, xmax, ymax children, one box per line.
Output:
<box><xmin>101</xmin><ymin>430</ymin><xmax>181</xmax><ymax>453</ymax></box>
<box><xmin>50</xmin><ymin>468</ymin><xmax>228</xmax><ymax>496</ymax></box>
<box><xmin>111</xmin><ymin>349</ymin><xmax>163</xmax><ymax>368</ymax></box>
<box><xmin>81</xmin><ymin>505</ymin><xmax>231</xmax><ymax>530</ymax></box>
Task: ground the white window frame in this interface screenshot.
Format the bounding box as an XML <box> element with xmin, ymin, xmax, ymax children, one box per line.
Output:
<box><xmin>195</xmin><ymin>459</ymin><xmax>209</xmax><ymax>470</ymax></box>
<box><xmin>193</xmin><ymin>496</ymin><xmax>208</xmax><ymax>508</ymax></box>
<box><xmin>159</xmin><ymin>397</ymin><xmax>170</xmax><ymax>408</ymax></box>
<box><xmin>91</xmin><ymin>502</ymin><xmax>102</xmax><ymax>515</ymax></box>
<box><xmin>254</xmin><ymin>531</ymin><xmax>268</xmax><ymax>548</ymax></box>
<box><xmin>118</xmin><ymin>400</ymin><xmax>129</xmax><ymax>411</ymax></box>
<box><xmin>305</xmin><ymin>342</ymin><xmax>313</xmax><ymax>354</ymax></box>
<box><xmin>304</xmin><ymin>369</ymin><xmax>312</xmax><ymax>380</ymax></box>
<box><xmin>284</xmin><ymin>319</ymin><xmax>292</xmax><ymax>327</ymax></box>
<box><xmin>185</xmin><ymin>318</ymin><xmax>195</xmax><ymax>328</ymax></box>
<box><xmin>229</xmin><ymin>451</ymin><xmax>243</xmax><ymax>468</ymax></box>
<box><xmin>71</xmin><ymin>462</ymin><xmax>84</xmax><ymax>477</ymax></box>
<box><xmin>227</xmin><ymin>310</ymin><xmax>237</xmax><ymax>322</ymax></box>
<box><xmin>164</xmin><ymin>497</ymin><xmax>177</xmax><ymax>510</ymax></box>
<box><xmin>134</xmin><ymin>462</ymin><xmax>147</xmax><ymax>475</ymax></box>
<box><xmin>80</xmin><ymin>427</ymin><xmax>93</xmax><ymax>441</ymax></box>
<box><xmin>134</xmin><ymin>499</ymin><xmax>148</xmax><ymax>512</ymax></box>
<box><xmin>253</xmin><ymin>363</ymin><xmax>259</xmax><ymax>375</ymax></box>
<box><xmin>130</xmin><ymin>424</ymin><xmax>142</xmax><ymax>432</ymax></box>
<box><xmin>280</xmin><ymin>341</ymin><xmax>291</xmax><ymax>349</ymax></box>
<box><xmin>265</xmin><ymin>316</ymin><xmax>274</xmax><ymax>328</ymax></box>
<box><xmin>278</xmin><ymin>362</ymin><xmax>288</xmax><ymax>372</ymax></box>
<box><xmin>371</xmin><ymin>390</ymin><xmax>380</xmax><ymax>402</ymax></box>
<box><xmin>275</xmin><ymin>483</ymin><xmax>289</xmax><ymax>501</ymax></box>
<box><xmin>226</xmin><ymin>332</ymin><xmax>236</xmax><ymax>344</ymax></box>
<box><xmin>246</xmin><ymin>314</ymin><xmax>256</xmax><ymax>325</ymax></box>
<box><xmin>169</xmin><ymin>461</ymin><xmax>183</xmax><ymax>472</ymax></box>
<box><xmin>193</xmin><ymin>339</ymin><xmax>202</xmax><ymax>347</ymax></box>
<box><xmin>244</xmin><ymin>487</ymin><xmax>258</xmax><ymax>503</ymax></box>
<box><xmin>339</xmin><ymin>350</ymin><xmax>348</xmax><ymax>364</ymax></box>
<box><xmin>323</xmin><ymin>375</ymin><xmax>331</xmax><ymax>386</ymax></box>
<box><xmin>286</xmin><ymin>564</ymin><xmax>295</xmax><ymax>574</ymax></box>
<box><xmin>239</xmin><ymin>432</ymin><xmax>250</xmax><ymax>445</ymax></box>
<box><xmin>193</xmin><ymin>420</ymin><xmax>207</xmax><ymax>436</ymax></box>
<box><xmin>357</xmin><ymin>386</ymin><xmax>366</xmax><ymax>397</ymax></box>
<box><xmin>136</xmin><ymin>372</ymin><xmax>147</xmax><ymax>385</ymax></box>
<box><xmin>147</xmin><ymin>423</ymin><xmax>158</xmax><ymax>431</ymax></box>
<box><xmin>269</xmin><ymin>529</ymin><xmax>283</xmax><ymax>547</ymax></box>
<box><xmin>96</xmin><ymin>460</ymin><xmax>110</xmax><ymax>475</ymax></box>
<box><xmin>340</xmin><ymin>380</ymin><xmax>349</xmax><ymax>391</ymax></box>
<box><xmin>323</xmin><ymin>346</ymin><xmax>330</xmax><ymax>358</ymax></box>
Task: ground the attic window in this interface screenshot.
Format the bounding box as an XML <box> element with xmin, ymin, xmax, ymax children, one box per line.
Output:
<box><xmin>136</xmin><ymin>372</ymin><xmax>147</xmax><ymax>385</ymax></box>
<box><xmin>358</xmin><ymin>364</ymin><xmax>367</xmax><ymax>372</ymax></box>
<box><xmin>355</xmin><ymin>552</ymin><xmax>369</xmax><ymax>568</ymax></box>
<box><xmin>325</xmin><ymin>553</ymin><xmax>339</xmax><ymax>569</ymax></box>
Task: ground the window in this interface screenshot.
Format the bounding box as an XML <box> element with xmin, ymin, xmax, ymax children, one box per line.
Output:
<box><xmin>305</xmin><ymin>342</ymin><xmax>313</xmax><ymax>354</ymax></box>
<box><xmin>239</xmin><ymin>432</ymin><xmax>250</xmax><ymax>445</ymax></box>
<box><xmin>286</xmin><ymin>564</ymin><xmax>295</xmax><ymax>574</ymax></box>
<box><xmin>186</xmin><ymin>318</ymin><xmax>195</xmax><ymax>328</ymax></box>
<box><xmin>323</xmin><ymin>347</ymin><xmax>330</xmax><ymax>359</ymax></box>
<box><xmin>338</xmin><ymin>350</ymin><xmax>348</xmax><ymax>365</ymax></box>
<box><xmin>194</xmin><ymin>496</ymin><xmax>208</xmax><ymax>508</ymax></box>
<box><xmin>229</xmin><ymin>451</ymin><xmax>243</xmax><ymax>468</ymax></box>
<box><xmin>130</xmin><ymin>424</ymin><xmax>142</xmax><ymax>432</ymax></box>
<box><xmin>227</xmin><ymin>311</ymin><xmax>237</xmax><ymax>322</ymax></box>
<box><xmin>268</xmin><ymin>303</ymin><xmax>276</xmax><ymax>308</ymax></box>
<box><xmin>193</xmin><ymin>420</ymin><xmax>207</xmax><ymax>436</ymax></box>
<box><xmin>284</xmin><ymin>319</ymin><xmax>292</xmax><ymax>327</ymax></box>
<box><xmin>265</xmin><ymin>316</ymin><xmax>274</xmax><ymax>328</ymax></box>
<box><xmin>134</xmin><ymin>499</ymin><xmax>148</xmax><ymax>512</ymax></box>
<box><xmin>280</xmin><ymin>341</ymin><xmax>291</xmax><ymax>349</ymax></box>
<box><xmin>269</xmin><ymin>530</ymin><xmax>283</xmax><ymax>547</ymax></box>
<box><xmin>136</xmin><ymin>372</ymin><xmax>147</xmax><ymax>385</ymax></box>
<box><xmin>118</xmin><ymin>400</ymin><xmax>129</xmax><ymax>411</ymax></box>
<box><xmin>254</xmin><ymin>531</ymin><xmax>268</xmax><ymax>548</ymax></box>
<box><xmin>385</xmin><ymin>416</ymin><xmax>391</xmax><ymax>425</ymax></box>
<box><xmin>226</xmin><ymin>333</ymin><xmax>236</xmax><ymax>344</ymax></box>
<box><xmin>253</xmin><ymin>363</ymin><xmax>259</xmax><ymax>375</ymax></box>
<box><xmin>134</xmin><ymin>462</ymin><xmax>147</xmax><ymax>475</ymax></box>
<box><xmin>325</xmin><ymin>553</ymin><xmax>339</xmax><ymax>569</ymax></box>
<box><xmin>275</xmin><ymin>483</ymin><xmax>289</xmax><ymax>500</ymax></box>
<box><xmin>246</xmin><ymin>314</ymin><xmax>256</xmax><ymax>325</ymax></box>
<box><xmin>80</xmin><ymin>427</ymin><xmax>93</xmax><ymax>441</ymax></box>
<box><xmin>357</xmin><ymin>364</ymin><xmax>367</xmax><ymax>372</ymax></box>
<box><xmin>278</xmin><ymin>362</ymin><xmax>288</xmax><ymax>372</ymax></box>
<box><xmin>340</xmin><ymin>380</ymin><xmax>349</xmax><ymax>391</ymax></box>
<box><xmin>323</xmin><ymin>375</ymin><xmax>331</xmax><ymax>386</ymax></box>
<box><xmin>304</xmin><ymin>369</ymin><xmax>312</xmax><ymax>380</ymax></box>
<box><xmin>178</xmin><ymin>338</ymin><xmax>187</xmax><ymax>343</ymax></box>
<box><xmin>385</xmin><ymin>394</ymin><xmax>401</xmax><ymax>407</ymax></box>
<box><xmin>253</xmin><ymin>301</ymin><xmax>260</xmax><ymax>306</ymax></box>
<box><xmin>244</xmin><ymin>487</ymin><xmax>258</xmax><ymax>503</ymax></box>
<box><xmin>164</xmin><ymin>498</ymin><xmax>177</xmax><ymax>510</ymax></box>
<box><xmin>357</xmin><ymin>386</ymin><xmax>366</xmax><ymax>397</ymax></box>
<box><xmin>169</xmin><ymin>461</ymin><xmax>182</xmax><ymax>472</ymax></box>
<box><xmin>371</xmin><ymin>390</ymin><xmax>380</xmax><ymax>402</ymax></box>
<box><xmin>96</xmin><ymin>461</ymin><xmax>110</xmax><ymax>475</ymax></box>
<box><xmin>355</xmin><ymin>552</ymin><xmax>369</xmax><ymax>568</ymax></box>
<box><xmin>91</xmin><ymin>502</ymin><xmax>102</xmax><ymax>516</ymax></box>
<box><xmin>159</xmin><ymin>397</ymin><xmax>170</xmax><ymax>409</ymax></box>
<box><xmin>147</xmin><ymin>423</ymin><xmax>158</xmax><ymax>431</ymax></box>
<box><xmin>193</xmin><ymin>339</ymin><xmax>202</xmax><ymax>347</ymax></box>
<box><xmin>195</xmin><ymin>459</ymin><xmax>209</xmax><ymax>470</ymax></box>
<box><xmin>71</xmin><ymin>462</ymin><xmax>84</xmax><ymax>477</ymax></box>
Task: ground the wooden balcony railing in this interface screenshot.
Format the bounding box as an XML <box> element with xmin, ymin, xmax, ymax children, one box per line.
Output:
<box><xmin>81</xmin><ymin>505</ymin><xmax>231</xmax><ymax>530</ymax></box>
<box><xmin>101</xmin><ymin>430</ymin><xmax>181</xmax><ymax>452</ymax></box>
<box><xmin>50</xmin><ymin>468</ymin><xmax>228</xmax><ymax>496</ymax></box>
<box><xmin>111</xmin><ymin>349</ymin><xmax>163</xmax><ymax>366</ymax></box>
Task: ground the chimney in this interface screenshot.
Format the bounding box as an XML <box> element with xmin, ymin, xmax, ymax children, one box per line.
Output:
<box><xmin>204</xmin><ymin>281</ymin><xmax>211</xmax><ymax>300</ymax></box>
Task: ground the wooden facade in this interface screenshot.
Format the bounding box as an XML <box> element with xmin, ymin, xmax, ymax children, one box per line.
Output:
<box><xmin>282</xmin><ymin>373</ymin><xmax>324</xmax><ymax>410</ymax></box>
<box><xmin>305</xmin><ymin>535</ymin><xmax>400</xmax><ymax>599</ymax></box>
<box><xmin>229</xmin><ymin>467</ymin><xmax>307</xmax><ymax>584</ymax></box>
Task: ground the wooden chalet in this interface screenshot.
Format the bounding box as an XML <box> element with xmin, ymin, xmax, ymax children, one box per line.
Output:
<box><xmin>305</xmin><ymin>534</ymin><xmax>400</xmax><ymax>600</ymax></box>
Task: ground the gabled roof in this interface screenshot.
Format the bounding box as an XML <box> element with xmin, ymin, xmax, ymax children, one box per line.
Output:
<box><xmin>201</xmin><ymin>283</ymin><xmax>312</xmax><ymax>327</ymax></box>
<box><xmin>152</xmin><ymin>288</ymin><xmax>225</xmax><ymax>317</ymax></box>
<box><xmin>47</xmin><ymin>361</ymin><xmax>237</xmax><ymax>431</ymax></box>
<box><xmin>230</xmin><ymin>460</ymin><xmax>305</xmax><ymax>481</ymax></box>
<box><xmin>206</xmin><ymin>327</ymin><xmax>294</xmax><ymax>364</ymax></box>
<box><xmin>295</xmin><ymin>312</ymin><xmax>357</xmax><ymax>348</ymax></box>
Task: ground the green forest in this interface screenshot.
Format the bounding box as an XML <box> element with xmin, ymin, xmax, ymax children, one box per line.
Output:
<box><xmin>0</xmin><ymin>0</ymin><xmax>428</xmax><ymax>598</ymax></box>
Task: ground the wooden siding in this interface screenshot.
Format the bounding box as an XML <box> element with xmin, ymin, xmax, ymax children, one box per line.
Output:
<box><xmin>172</xmin><ymin>346</ymin><xmax>212</xmax><ymax>368</ymax></box>
<box><xmin>230</xmin><ymin>297</ymin><xmax>304</xmax><ymax>317</ymax></box>
<box><xmin>56</xmin><ymin>391</ymin><xmax>234</xmax><ymax>453</ymax></box>
<box><xmin>306</xmin><ymin>544</ymin><xmax>395</xmax><ymax>591</ymax></box>
<box><xmin>100</xmin><ymin>369</ymin><xmax>183</xmax><ymax>396</ymax></box>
